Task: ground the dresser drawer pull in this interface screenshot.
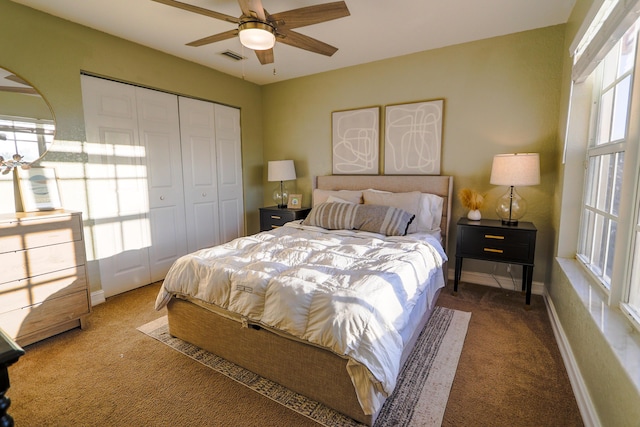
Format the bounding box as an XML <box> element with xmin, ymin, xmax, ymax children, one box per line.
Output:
<box><xmin>484</xmin><ymin>248</ymin><xmax>504</xmax><ymax>254</ymax></box>
<box><xmin>485</xmin><ymin>234</ymin><xmax>505</xmax><ymax>240</ymax></box>
<box><xmin>270</xmin><ymin>215</ymin><xmax>282</xmax><ymax>220</ymax></box>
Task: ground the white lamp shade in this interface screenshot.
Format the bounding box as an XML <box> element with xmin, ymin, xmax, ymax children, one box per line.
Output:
<box><xmin>490</xmin><ymin>153</ymin><xmax>540</xmax><ymax>187</ymax></box>
<box><xmin>268</xmin><ymin>160</ymin><xmax>296</xmax><ymax>182</ymax></box>
<box><xmin>238</xmin><ymin>21</ymin><xmax>276</xmax><ymax>50</ymax></box>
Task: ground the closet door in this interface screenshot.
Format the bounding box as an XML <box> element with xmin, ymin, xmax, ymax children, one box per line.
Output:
<box><xmin>214</xmin><ymin>103</ymin><xmax>245</xmax><ymax>243</ymax></box>
<box><xmin>81</xmin><ymin>75</ymin><xmax>151</xmax><ymax>297</ymax></box>
<box><xmin>179</xmin><ymin>97</ymin><xmax>221</xmax><ymax>252</ymax></box>
<box><xmin>135</xmin><ymin>87</ymin><xmax>188</xmax><ymax>282</ymax></box>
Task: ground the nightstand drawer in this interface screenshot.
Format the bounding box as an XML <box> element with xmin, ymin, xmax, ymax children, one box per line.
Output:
<box><xmin>259</xmin><ymin>207</ymin><xmax>311</xmax><ymax>231</ymax></box>
<box><xmin>459</xmin><ymin>227</ymin><xmax>532</xmax><ymax>263</ymax></box>
<box><xmin>261</xmin><ymin>210</ymin><xmax>295</xmax><ymax>228</ymax></box>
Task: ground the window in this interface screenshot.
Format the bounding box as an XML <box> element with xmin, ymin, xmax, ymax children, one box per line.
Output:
<box><xmin>0</xmin><ymin>115</ymin><xmax>54</xmax><ymax>164</ymax></box>
<box><xmin>577</xmin><ymin>24</ymin><xmax>636</xmax><ymax>289</ymax></box>
<box><xmin>572</xmin><ymin>3</ymin><xmax>640</xmax><ymax>327</ymax></box>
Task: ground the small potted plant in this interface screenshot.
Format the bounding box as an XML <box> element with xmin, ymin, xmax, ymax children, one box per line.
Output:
<box><xmin>458</xmin><ymin>188</ymin><xmax>484</xmax><ymax>220</ymax></box>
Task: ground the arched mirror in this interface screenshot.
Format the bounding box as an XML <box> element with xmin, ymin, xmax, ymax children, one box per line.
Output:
<box><xmin>0</xmin><ymin>67</ymin><xmax>55</xmax><ymax>174</ymax></box>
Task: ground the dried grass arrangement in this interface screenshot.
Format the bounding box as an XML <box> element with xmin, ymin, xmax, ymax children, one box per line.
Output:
<box><xmin>458</xmin><ymin>188</ymin><xmax>484</xmax><ymax>220</ymax></box>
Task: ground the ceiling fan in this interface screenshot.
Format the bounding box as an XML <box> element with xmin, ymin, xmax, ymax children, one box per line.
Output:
<box><xmin>152</xmin><ymin>0</ymin><xmax>350</xmax><ymax>65</ymax></box>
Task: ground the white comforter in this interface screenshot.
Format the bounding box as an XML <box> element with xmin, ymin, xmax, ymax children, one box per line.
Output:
<box><xmin>155</xmin><ymin>221</ymin><xmax>446</xmax><ymax>415</ymax></box>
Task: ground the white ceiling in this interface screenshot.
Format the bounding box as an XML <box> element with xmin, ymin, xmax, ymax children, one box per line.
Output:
<box><xmin>11</xmin><ymin>0</ymin><xmax>575</xmax><ymax>85</ymax></box>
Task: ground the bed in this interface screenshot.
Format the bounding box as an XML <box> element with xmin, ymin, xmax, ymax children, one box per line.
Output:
<box><xmin>155</xmin><ymin>175</ymin><xmax>453</xmax><ymax>425</ymax></box>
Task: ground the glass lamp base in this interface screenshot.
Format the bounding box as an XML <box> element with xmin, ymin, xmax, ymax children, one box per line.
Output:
<box><xmin>273</xmin><ymin>182</ymin><xmax>289</xmax><ymax>208</ymax></box>
<box><xmin>495</xmin><ymin>186</ymin><xmax>527</xmax><ymax>226</ymax></box>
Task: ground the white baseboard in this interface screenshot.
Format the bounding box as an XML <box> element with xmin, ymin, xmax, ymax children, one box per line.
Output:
<box><xmin>544</xmin><ymin>291</ymin><xmax>601</xmax><ymax>427</ymax></box>
<box><xmin>447</xmin><ymin>268</ymin><xmax>545</xmax><ymax>295</ymax></box>
<box><xmin>91</xmin><ymin>290</ymin><xmax>105</xmax><ymax>306</ymax></box>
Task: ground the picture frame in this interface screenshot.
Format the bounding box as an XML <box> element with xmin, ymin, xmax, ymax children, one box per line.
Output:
<box><xmin>288</xmin><ymin>193</ymin><xmax>302</xmax><ymax>209</ymax></box>
<box><xmin>384</xmin><ymin>99</ymin><xmax>444</xmax><ymax>175</ymax></box>
<box><xmin>332</xmin><ymin>106</ymin><xmax>380</xmax><ymax>174</ymax></box>
<box><xmin>17</xmin><ymin>167</ymin><xmax>62</xmax><ymax>211</ymax></box>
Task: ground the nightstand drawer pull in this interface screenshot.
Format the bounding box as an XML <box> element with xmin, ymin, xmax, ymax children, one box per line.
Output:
<box><xmin>270</xmin><ymin>215</ymin><xmax>282</xmax><ymax>220</ymax></box>
<box><xmin>485</xmin><ymin>234</ymin><xmax>505</xmax><ymax>240</ymax></box>
<box><xmin>484</xmin><ymin>248</ymin><xmax>504</xmax><ymax>254</ymax></box>
<box><xmin>271</xmin><ymin>225</ymin><xmax>280</xmax><ymax>229</ymax></box>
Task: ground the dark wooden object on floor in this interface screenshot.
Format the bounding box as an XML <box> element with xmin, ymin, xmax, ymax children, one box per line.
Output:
<box><xmin>0</xmin><ymin>328</ymin><xmax>24</xmax><ymax>427</ymax></box>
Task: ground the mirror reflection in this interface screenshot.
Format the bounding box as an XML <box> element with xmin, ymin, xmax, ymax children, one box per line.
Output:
<box><xmin>0</xmin><ymin>67</ymin><xmax>55</xmax><ymax>174</ymax></box>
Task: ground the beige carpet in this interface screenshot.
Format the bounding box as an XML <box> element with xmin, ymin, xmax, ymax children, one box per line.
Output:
<box><xmin>5</xmin><ymin>281</ymin><xmax>583</xmax><ymax>426</ymax></box>
<box><xmin>138</xmin><ymin>307</ymin><xmax>471</xmax><ymax>426</ymax></box>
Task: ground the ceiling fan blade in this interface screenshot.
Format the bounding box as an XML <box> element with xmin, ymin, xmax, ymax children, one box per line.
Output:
<box><xmin>152</xmin><ymin>0</ymin><xmax>239</xmax><ymax>24</ymax></box>
<box><xmin>255</xmin><ymin>49</ymin><xmax>274</xmax><ymax>65</ymax></box>
<box><xmin>0</xmin><ymin>86</ymin><xmax>38</xmax><ymax>95</ymax></box>
<box><xmin>237</xmin><ymin>0</ymin><xmax>266</xmax><ymax>21</ymax></box>
<box><xmin>270</xmin><ymin>1</ymin><xmax>349</xmax><ymax>29</ymax></box>
<box><xmin>187</xmin><ymin>29</ymin><xmax>238</xmax><ymax>47</ymax></box>
<box><xmin>277</xmin><ymin>29</ymin><xmax>338</xmax><ymax>57</ymax></box>
<box><xmin>5</xmin><ymin>74</ymin><xmax>30</xmax><ymax>86</ymax></box>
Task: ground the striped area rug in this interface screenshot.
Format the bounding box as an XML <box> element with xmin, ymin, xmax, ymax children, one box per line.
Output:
<box><xmin>138</xmin><ymin>306</ymin><xmax>470</xmax><ymax>426</ymax></box>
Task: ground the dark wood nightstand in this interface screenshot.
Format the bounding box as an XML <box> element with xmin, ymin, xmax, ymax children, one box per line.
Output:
<box><xmin>454</xmin><ymin>218</ymin><xmax>537</xmax><ymax>305</ymax></box>
<box><xmin>259</xmin><ymin>206</ymin><xmax>311</xmax><ymax>232</ymax></box>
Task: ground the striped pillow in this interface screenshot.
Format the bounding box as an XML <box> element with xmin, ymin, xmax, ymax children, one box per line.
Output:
<box><xmin>302</xmin><ymin>202</ymin><xmax>415</xmax><ymax>236</ymax></box>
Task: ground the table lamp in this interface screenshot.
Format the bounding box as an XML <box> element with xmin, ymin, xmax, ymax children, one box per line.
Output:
<box><xmin>268</xmin><ymin>160</ymin><xmax>296</xmax><ymax>208</ymax></box>
<box><xmin>490</xmin><ymin>153</ymin><xmax>540</xmax><ymax>225</ymax></box>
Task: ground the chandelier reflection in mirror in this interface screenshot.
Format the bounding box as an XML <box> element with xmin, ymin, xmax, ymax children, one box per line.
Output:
<box><xmin>0</xmin><ymin>117</ymin><xmax>55</xmax><ymax>174</ymax></box>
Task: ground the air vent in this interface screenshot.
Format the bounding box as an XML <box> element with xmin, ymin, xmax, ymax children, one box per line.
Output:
<box><xmin>220</xmin><ymin>50</ymin><xmax>246</xmax><ymax>61</ymax></box>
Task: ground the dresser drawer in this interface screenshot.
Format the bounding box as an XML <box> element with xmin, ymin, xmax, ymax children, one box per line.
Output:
<box><xmin>0</xmin><ymin>290</ymin><xmax>90</xmax><ymax>340</ymax></box>
<box><xmin>0</xmin><ymin>266</ymin><xmax>87</xmax><ymax>313</ymax></box>
<box><xmin>0</xmin><ymin>240</ymin><xmax>85</xmax><ymax>285</ymax></box>
<box><xmin>0</xmin><ymin>213</ymin><xmax>82</xmax><ymax>253</ymax></box>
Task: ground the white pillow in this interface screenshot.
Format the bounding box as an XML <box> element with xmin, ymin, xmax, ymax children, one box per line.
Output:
<box><xmin>363</xmin><ymin>190</ymin><xmax>421</xmax><ymax>234</ymax></box>
<box><xmin>313</xmin><ymin>189</ymin><xmax>363</xmax><ymax>206</ymax></box>
<box><xmin>362</xmin><ymin>189</ymin><xmax>444</xmax><ymax>233</ymax></box>
<box><xmin>418</xmin><ymin>193</ymin><xmax>444</xmax><ymax>232</ymax></box>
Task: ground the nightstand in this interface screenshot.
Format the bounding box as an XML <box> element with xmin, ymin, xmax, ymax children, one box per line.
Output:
<box><xmin>259</xmin><ymin>206</ymin><xmax>311</xmax><ymax>232</ymax></box>
<box><xmin>454</xmin><ymin>218</ymin><xmax>537</xmax><ymax>305</ymax></box>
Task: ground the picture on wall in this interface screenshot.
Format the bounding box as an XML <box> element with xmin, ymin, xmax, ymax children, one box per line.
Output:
<box><xmin>332</xmin><ymin>106</ymin><xmax>380</xmax><ymax>174</ymax></box>
<box><xmin>17</xmin><ymin>167</ymin><xmax>62</xmax><ymax>211</ymax></box>
<box><xmin>384</xmin><ymin>99</ymin><xmax>444</xmax><ymax>175</ymax></box>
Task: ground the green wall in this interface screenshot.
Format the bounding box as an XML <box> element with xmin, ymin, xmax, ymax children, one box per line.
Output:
<box><xmin>0</xmin><ymin>0</ymin><xmax>264</xmax><ymax>292</ymax></box>
<box><xmin>262</xmin><ymin>25</ymin><xmax>566</xmax><ymax>284</ymax></box>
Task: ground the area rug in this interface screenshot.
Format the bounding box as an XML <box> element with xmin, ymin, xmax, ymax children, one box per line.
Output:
<box><xmin>138</xmin><ymin>306</ymin><xmax>470</xmax><ymax>427</ymax></box>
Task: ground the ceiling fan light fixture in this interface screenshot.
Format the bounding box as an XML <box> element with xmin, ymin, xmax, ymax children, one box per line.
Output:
<box><xmin>238</xmin><ymin>21</ymin><xmax>276</xmax><ymax>50</ymax></box>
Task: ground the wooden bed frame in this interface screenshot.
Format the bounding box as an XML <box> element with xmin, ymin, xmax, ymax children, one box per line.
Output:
<box><xmin>165</xmin><ymin>175</ymin><xmax>453</xmax><ymax>425</ymax></box>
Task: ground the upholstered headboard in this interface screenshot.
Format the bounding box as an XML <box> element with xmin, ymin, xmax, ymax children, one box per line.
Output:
<box><xmin>315</xmin><ymin>175</ymin><xmax>454</xmax><ymax>254</ymax></box>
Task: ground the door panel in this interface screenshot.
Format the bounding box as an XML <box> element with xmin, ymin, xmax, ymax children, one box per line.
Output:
<box><xmin>215</xmin><ymin>104</ymin><xmax>244</xmax><ymax>243</ymax></box>
<box><xmin>136</xmin><ymin>87</ymin><xmax>188</xmax><ymax>281</ymax></box>
<box><xmin>81</xmin><ymin>75</ymin><xmax>151</xmax><ymax>297</ymax></box>
<box><xmin>179</xmin><ymin>97</ymin><xmax>220</xmax><ymax>252</ymax></box>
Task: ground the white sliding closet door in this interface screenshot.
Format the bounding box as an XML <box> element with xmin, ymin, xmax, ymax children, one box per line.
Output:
<box><xmin>81</xmin><ymin>75</ymin><xmax>152</xmax><ymax>297</ymax></box>
<box><xmin>82</xmin><ymin>75</ymin><xmax>244</xmax><ymax>297</ymax></box>
<box><xmin>135</xmin><ymin>88</ymin><xmax>188</xmax><ymax>282</ymax></box>
<box><xmin>179</xmin><ymin>97</ymin><xmax>221</xmax><ymax>252</ymax></box>
<box><xmin>214</xmin><ymin>103</ymin><xmax>244</xmax><ymax>243</ymax></box>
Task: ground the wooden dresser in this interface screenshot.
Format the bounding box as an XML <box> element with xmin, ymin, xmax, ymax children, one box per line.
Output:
<box><xmin>0</xmin><ymin>210</ymin><xmax>91</xmax><ymax>346</ymax></box>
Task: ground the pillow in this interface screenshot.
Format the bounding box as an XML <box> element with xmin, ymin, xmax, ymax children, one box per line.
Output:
<box><xmin>302</xmin><ymin>202</ymin><xmax>415</xmax><ymax>236</ymax></box>
<box><xmin>326</xmin><ymin>195</ymin><xmax>355</xmax><ymax>204</ymax></box>
<box><xmin>312</xmin><ymin>189</ymin><xmax>363</xmax><ymax>206</ymax></box>
<box><xmin>418</xmin><ymin>193</ymin><xmax>444</xmax><ymax>232</ymax></box>
<box><xmin>362</xmin><ymin>190</ymin><xmax>421</xmax><ymax>233</ymax></box>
